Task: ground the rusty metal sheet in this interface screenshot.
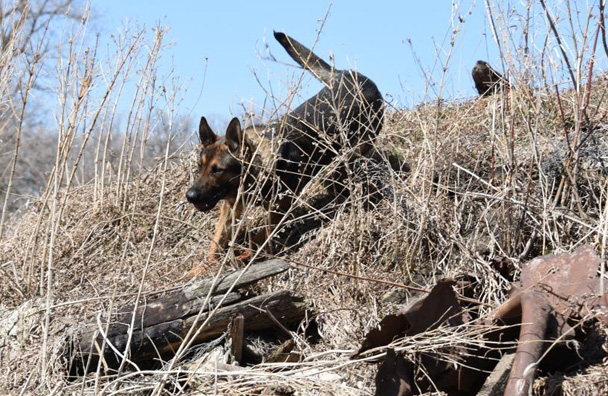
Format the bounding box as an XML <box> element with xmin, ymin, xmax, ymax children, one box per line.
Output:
<box><xmin>359</xmin><ymin>246</ymin><xmax>608</xmax><ymax>396</ymax></box>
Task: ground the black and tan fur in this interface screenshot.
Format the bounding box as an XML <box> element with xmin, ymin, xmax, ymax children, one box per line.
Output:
<box><xmin>186</xmin><ymin>32</ymin><xmax>384</xmax><ymax>275</ymax></box>
<box><xmin>472</xmin><ymin>60</ymin><xmax>510</xmax><ymax>97</ymax></box>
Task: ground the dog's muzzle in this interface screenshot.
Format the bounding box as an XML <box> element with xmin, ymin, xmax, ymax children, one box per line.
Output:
<box><xmin>186</xmin><ymin>188</ymin><xmax>225</xmax><ymax>212</ymax></box>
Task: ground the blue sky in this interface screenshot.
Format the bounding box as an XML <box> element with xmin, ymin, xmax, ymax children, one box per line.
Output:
<box><xmin>95</xmin><ymin>1</ymin><xmax>501</xmax><ymax>126</ymax></box>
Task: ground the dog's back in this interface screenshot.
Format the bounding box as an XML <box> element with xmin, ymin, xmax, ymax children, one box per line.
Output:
<box><xmin>271</xmin><ymin>32</ymin><xmax>384</xmax><ymax>193</ymax></box>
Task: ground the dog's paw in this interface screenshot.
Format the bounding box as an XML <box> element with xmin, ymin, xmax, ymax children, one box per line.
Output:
<box><xmin>236</xmin><ymin>250</ymin><xmax>252</xmax><ymax>262</ymax></box>
<box><xmin>182</xmin><ymin>265</ymin><xmax>208</xmax><ymax>281</ymax></box>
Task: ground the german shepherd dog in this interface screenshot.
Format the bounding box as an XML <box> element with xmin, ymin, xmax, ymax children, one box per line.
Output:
<box><xmin>186</xmin><ymin>32</ymin><xmax>384</xmax><ymax>275</ymax></box>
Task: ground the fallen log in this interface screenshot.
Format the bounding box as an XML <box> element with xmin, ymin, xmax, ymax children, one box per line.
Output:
<box><xmin>69</xmin><ymin>259</ymin><xmax>307</xmax><ymax>375</ymax></box>
<box><xmin>108</xmin><ymin>258</ymin><xmax>291</xmax><ymax>335</ymax></box>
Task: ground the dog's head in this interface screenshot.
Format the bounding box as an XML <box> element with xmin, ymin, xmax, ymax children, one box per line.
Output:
<box><xmin>186</xmin><ymin>117</ymin><xmax>245</xmax><ymax>212</ymax></box>
<box><xmin>473</xmin><ymin>60</ymin><xmax>491</xmax><ymax>74</ymax></box>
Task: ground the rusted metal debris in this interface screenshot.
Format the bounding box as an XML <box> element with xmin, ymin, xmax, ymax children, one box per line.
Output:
<box><xmin>354</xmin><ymin>246</ymin><xmax>608</xmax><ymax>396</ymax></box>
<box><xmin>494</xmin><ymin>245</ymin><xmax>608</xmax><ymax>396</ymax></box>
<box><xmin>353</xmin><ymin>280</ymin><xmax>466</xmax><ymax>356</ymax></box>
<box><xmin>353</xmin><ymin>279</ymin><xmax>493</xmax><ymax>395</ymax></box>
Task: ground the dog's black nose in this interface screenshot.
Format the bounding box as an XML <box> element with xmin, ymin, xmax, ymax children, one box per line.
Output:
<box><xmin>186</xmin><ymin>188</ymin><xmax>200</xmax><ymax>203</ymax></box>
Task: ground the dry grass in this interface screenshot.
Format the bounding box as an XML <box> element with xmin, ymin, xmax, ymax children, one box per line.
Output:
<box><xmin>1</xmin><ymin>0</ymin><xmax>608</xmax><ymax>395</ymax></box>
<box><xmin>2</xmin><ymin>85</ymin><xmax>607</xmax><ymax>393</ymax></box>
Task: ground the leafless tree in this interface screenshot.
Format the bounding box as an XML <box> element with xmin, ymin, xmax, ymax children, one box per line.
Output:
<box><xmin>0</xmin><ymin>0</ymin><xmax>84</xmax><ymax>233</ymax></box>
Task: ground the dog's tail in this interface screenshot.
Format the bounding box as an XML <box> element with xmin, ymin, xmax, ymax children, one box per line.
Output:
<box><xmin>274</xmin><ymin>31</ymin><xmax>335</xmax><ymax>86</ymax></box>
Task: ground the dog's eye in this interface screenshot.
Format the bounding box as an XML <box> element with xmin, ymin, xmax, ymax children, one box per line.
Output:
<box><xmin>211</xmin><ymin>165</ymin><xmax>222</xmax><ymax>174</ymax></box>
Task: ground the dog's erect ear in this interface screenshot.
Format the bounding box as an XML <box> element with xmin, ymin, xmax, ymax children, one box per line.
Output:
<box><xmin>224</xmin><ymin>117</ymin><xmax>243</xmax><ymax>153</ymax></box>
<box><xmin>199</xmin><ymin>116</ymin><xmax>218</xmax><ymax>147</ymax></box>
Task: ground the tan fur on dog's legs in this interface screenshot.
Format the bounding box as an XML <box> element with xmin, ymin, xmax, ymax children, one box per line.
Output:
<box><xmin>186</xmin><ymin>200</ymin><xmax>243</xmax><ymax>278</ymax></box>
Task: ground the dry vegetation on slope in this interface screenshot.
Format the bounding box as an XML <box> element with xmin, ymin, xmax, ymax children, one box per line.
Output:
<box><xmin>2</xmin><ymin>83</ymin><xmax>608</xmax><ymax>394</ymax></box>
<box><xmin>1</xmin><ymin>1</ymin><xmax>608</xmax><ymax>395</ymax></box>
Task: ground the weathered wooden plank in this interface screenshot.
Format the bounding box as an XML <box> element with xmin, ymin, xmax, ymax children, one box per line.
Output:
<box><xmin>72</xmin><ymin>290</ymin><xmax>306</xmax><ymax>373</ymax></box>
<box><xmin>185</xmin><ymin>259</ymin><xmax>290</xmax><ymax>296</ymax></box>
<box><xmin>104</xmin><ymin>259</ymin><xmax>290</xmax><ymax>336</ymax></box>
<box><xmin>230</xmin><ymin>314</ymin><xmax>245</xmax><ymax>365</ymax></box>
<box><xmin>477</xmin><ymin>353</ymin><xmax>515</xmax><ymax>396</ymax></box>
<box><xmin>104</xmin><ymin>292</ymin><xmax>242</xmax><ymax>338</ymax></box>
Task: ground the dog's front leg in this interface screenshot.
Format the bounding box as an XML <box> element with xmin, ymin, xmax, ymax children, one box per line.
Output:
<box><xmin>249</xmin><ymin>210</ymin><xmax>282</xmax><ymax>257</ymax></box>
<box><xmin>247</xmin><ymin>197</ymin><xmax>292</xmax><ymax>259</ymax></box>
<box><xmin>209</xmin><ymin>201</ymin><xmax>232</xmax><ymax>260</ymax></box>
<box><xmin>186</xmin><ymin>200</ymin><xmax>241</xmax><ymax>278</ymax></box>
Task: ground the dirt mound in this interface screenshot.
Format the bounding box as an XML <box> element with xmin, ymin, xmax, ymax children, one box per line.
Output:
<box><xmin>1</xmin><ymin>81</ymin><xmax>608</xmax><ymax>394</ymax></box>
